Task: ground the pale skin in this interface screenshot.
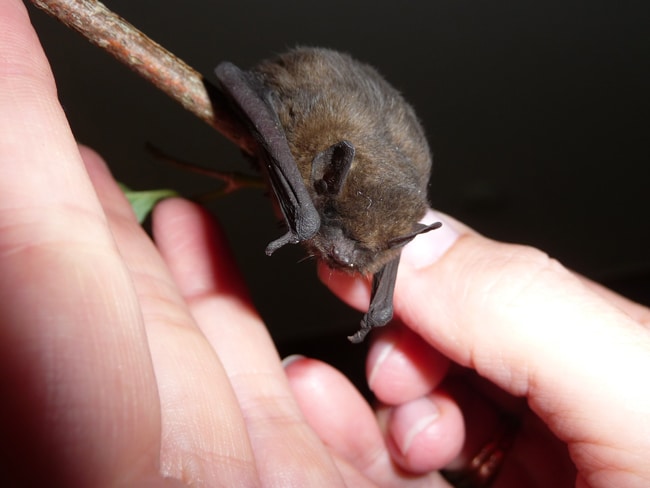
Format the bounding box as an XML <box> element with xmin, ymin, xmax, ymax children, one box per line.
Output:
<box><xmin>2</xmin><ymin>2</ymin><xmax>649</xmax><ymax>486</ymax></box>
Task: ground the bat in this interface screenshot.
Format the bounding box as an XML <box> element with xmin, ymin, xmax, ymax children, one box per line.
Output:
<box><xmin>29</xmin><ymin>3</ymin><xmax>438</xmax><ymax>342</ymax></box>
<box><xmin>214</xmin><ymin>47</ymin><xmax>441</xmax><ymax>343</ymax></box>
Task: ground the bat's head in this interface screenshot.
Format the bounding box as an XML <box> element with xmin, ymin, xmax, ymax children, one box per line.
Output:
<box><xmin>308</xmin><ymin>218</ymin><xmax>441</xmax><ymax>275</ymax></box>
<box><xmin>306</xmin><ymin>140</ymin><xmax>440</xmax><ymax>275</ymax></box>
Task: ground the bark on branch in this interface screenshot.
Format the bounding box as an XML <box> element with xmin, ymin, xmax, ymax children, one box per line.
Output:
<box><xmin>29</xmin><ymin>0</ymin><xmax>254</xmax><ymax>154</ymax></box>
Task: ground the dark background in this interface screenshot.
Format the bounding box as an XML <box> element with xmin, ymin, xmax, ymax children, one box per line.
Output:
<box><xmin>27</xmin><ymin>1</ymin><xmax>649</xmax><ymax>360</ymax></box>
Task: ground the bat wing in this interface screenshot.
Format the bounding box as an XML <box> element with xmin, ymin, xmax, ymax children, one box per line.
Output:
<box><xmin>348</xmin><ymin>256</ymin><xmax>401</xmax><ymax>343</ymax></box>
<box><xmin>388</xmin><ymin>222</ymin><xmax>442</xmax><ymax>248</ymax></box>
<box><xmin>349</xmin><ymin>221</ymin><xmax>442</xmax><ymax>343</ymax></box>
<box><xmin>215</xmin><ymin>62</ymin><xmax>321</xmax><ymax>255</ymax></box>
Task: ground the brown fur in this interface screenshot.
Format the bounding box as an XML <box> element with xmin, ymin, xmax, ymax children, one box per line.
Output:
<box><xmin>254</xmin><ymin>48</ymin><xmax>432</xmax><ymax>274</ymax></box>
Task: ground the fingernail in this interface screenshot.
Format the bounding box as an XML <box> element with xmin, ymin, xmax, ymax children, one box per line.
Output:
<box><xmin>401</xmin><ymin>209</ymin><xmax>460</xmax><ymax>270</ymax></box>
<box><xmin>367</xmin><ymin>337</ymin><xmax>395</xmax><ymax>390</ymax></box>
<box><xmin>281</xmin><ymin>354</ymin><xmax>305</xmax><ymax>368</ymax></box>
<box><xmin>391</xmin><ymin>396</ymin><xmax>440</xmax><ymax>456</ymax></box>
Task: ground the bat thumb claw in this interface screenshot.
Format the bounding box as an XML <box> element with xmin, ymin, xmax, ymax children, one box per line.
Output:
<box><xmin>348</xmin><ymin>327</ymin><xmax>371</xmax><ymax>344</ymax></box>
<box><xmin>265</xmin><ymin>231</ymin><xmax>299</xmax><ymax>255</ymax></box>
<box><xmin>348</xmin><ymin>306</ymin><xmax>393</xmax><ymax>343</ymax></box>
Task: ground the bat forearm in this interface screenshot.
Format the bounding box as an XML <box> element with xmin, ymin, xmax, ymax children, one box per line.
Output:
<box><xmin>348</xmin><ymin>257</ymin><xmax>401</xmax><ymax>343</ymax></box>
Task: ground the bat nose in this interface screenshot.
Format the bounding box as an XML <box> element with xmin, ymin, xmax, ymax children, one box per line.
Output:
<box><xmin>330</xmin><ymin>246</ymin><xmax>355</xmax><ymax>268</ymax></box>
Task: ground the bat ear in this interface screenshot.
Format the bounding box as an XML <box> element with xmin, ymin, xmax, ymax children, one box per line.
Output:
<box><xmin>311</xmin><ymin>140</ymin><xmax>355</xmax><ymax>196</ymax></box>
<box><xmin>387</xmin><ymin>221</ymin><xmax>442</xmax><ymax>249</ymax></box>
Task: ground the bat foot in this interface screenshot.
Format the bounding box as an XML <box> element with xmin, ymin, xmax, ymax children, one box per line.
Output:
<box><xmin>265</xmin><ymin>231</ymin><xmax>299</xmax><ymax>256</ymax></box>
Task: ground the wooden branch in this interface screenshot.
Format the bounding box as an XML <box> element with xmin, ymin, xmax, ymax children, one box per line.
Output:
<box><xmin>29</xmin><ymin>0</ymin><xmax>255</xmax><ymax>155</ymax></box>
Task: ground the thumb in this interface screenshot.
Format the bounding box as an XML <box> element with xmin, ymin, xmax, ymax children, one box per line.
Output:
<box><xmin>397</xmin><ymin>211</ymin><xmax>650</xmax><ymax>482</ymax></box>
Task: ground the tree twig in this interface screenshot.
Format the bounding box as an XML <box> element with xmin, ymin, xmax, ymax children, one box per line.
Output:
<box><xmin>29</xmin><ymin>0</ymin><xmax>255</xmax><ymax>155</ymax></box>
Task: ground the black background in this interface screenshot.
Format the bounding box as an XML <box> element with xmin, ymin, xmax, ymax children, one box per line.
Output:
<box><xmin>27</xmin><ymin>1</ymin><xmax>649</xmax><ymax>358</ymax></box>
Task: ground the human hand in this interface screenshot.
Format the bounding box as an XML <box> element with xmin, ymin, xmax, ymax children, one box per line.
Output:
<box><xmin>287</xmin><ymin>209</ymin><xmax>650</xmax><ymax>487</ymax></box>
<box><xmin>8</xmin><ymin>2</ymin><xmax>649</xmax><ymax>487</ymax></box>
<box><xmin>0</xmin><ymin>3</ymin><xmax>394</xmax><ymax>487</ymax></box>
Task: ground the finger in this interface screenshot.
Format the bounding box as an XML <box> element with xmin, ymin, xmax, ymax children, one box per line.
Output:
<box><xmin>366</xmin><ymin>324</ymin><xmax>450</xmax><ymax>404</ymax></box>
<box><xmin>363</xmin><ymin>326</ymin><xmax>464</xmax><ymax>473</ymax></box>
<box><xmin>383</xmin><ymin>390</ymin><xmax>464</xmax><ymax>474</ymax></box>
<box><xmin>395</xmin><ymin>222</ymin><xmax>650</xmax><ymax>483</ymax></box>
<box><xmin>84</xmin><ymin>159</ymin><xmax>261</xmax><ymax>484</ymax></box>
<box><xmin>153</xmin><ymin>199</ymin><xmax>345</xmax><ymax>486</ymax></box>
<box><xmin>316</xmin><ymin>209</ymin><xmax>460</xmax><ymax>312</ymax></box>
<box><xmin>285</xmin><ymin>356</ymin><xmax>452</xmax><ymax>487</ymax></box>
<box><xmin>0</xmin><ymin>3</ymin><xmax>161</xmax><ymax>485</ymax></box>
<box><xmin>323</xmin><ymin>207</ymin><xmax>650</xmax><ymax>481</ymax></box>
<box><xmin>444</xmin><ymin>375</ymin><xmax>577</xmax><ymax>486</ymax></box>
<box><xmin>365</xmin><ymin>326</ymin><xmax>525</xmax><ymax>478</ymax></box>
<box><xmin>320</xmin><ymin>208</ymin><xmax>650</xmax><ymax>327</ymax></box>
<box><xmin>150</xmin><ymin>198</ymin><xmax>250</xmax><ymax>302</ymax></box>
<box><xmin>576</xmin><ymin>274</ymin><xmax>650</xmax><ymax>327</ymax></box>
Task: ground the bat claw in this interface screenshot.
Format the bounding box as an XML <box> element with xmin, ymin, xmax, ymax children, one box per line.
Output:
<box><xmin>348</xmin><ymin>309</ymin><xmax>392</xmax><ymax>343</ymax></box>
<box><xmin>347</xmin><ymin>327</ymin><xmax>371</xmax><ymax>344</ymax></box>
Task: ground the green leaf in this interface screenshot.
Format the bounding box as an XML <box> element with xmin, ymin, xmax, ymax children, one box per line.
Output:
<box><xmin>119</xmin><ymin>184</ymin><xmax>179</xmax><ymax>223</ymax></box>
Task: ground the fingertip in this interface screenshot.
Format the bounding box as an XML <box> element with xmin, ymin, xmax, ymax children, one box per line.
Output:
<box><xmin>284</xmin><ymin>356</ymin><xmax>359</xmax><ymax>412</ymax></box>
<box><xmin>152</xmin><ymin>195</ymin><xmax>203</xmax><ymax>228</ymax></box>
<box><xmin>152</xmin><ymin>197</ymin><xmax>248</xmax><ymax>300</ymax></box>
<box><xmin>316</xmin><ymin>262</ymin><xmax>371</xmax><ymax>311</ymax></box>
<box><xmin>152</xmin><ymin>197</ymin><xmax>220</xmax><ymax>247</ymax></box>
<box><xmin>284</xmin><ymin>356</ymin><xmax>385</xmax><ymax>466</ymax></box>
<box><xmin>77</xmin><ymin>145</ymin><xmax>125</xmax><ymax>203</ymax></box>
<box><xmin>316</xmin><ymin>209</ymin><xmax>463</xmax><ymax>309</ymax></box>
<box><xmin>77</xmin><ymin>144</ymin><xmax>108</xmax><ymax>170</ymax></box>
<box><xmin>386</xmin><ymin>392</ymin><xmax>465</xmax><ymax>473</ymax></box>
<box><xmin>367</xmin><ymin>325</ymin><xmax>450</xmax><ymax>404</ymax></box>
<box><xmin>400</xmin><ymin>209</ymin><xmax>463</xmax><ymax>270</ymax></box>
<box><xmin>77</xmin><ymin>144</ymin><xmax>112</xmax><ymax>186</ymax></box>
